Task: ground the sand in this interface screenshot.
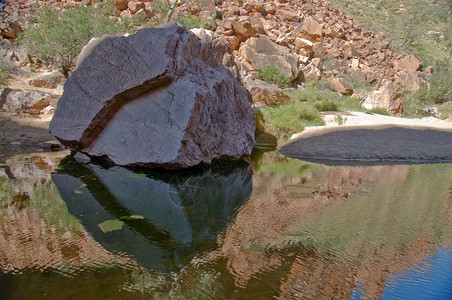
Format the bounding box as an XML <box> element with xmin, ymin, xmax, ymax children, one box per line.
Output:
<box><xmin>0</xmin><ymin>112</ymin><xmax>57</xmax><ymax>160</ymax></box>
<box><xmin>282</xmin><ymin>112</ymin><xmax>452</xmax><ymax>163</ymax></box>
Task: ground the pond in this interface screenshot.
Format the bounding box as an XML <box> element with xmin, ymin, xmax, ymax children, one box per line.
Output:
<box><xmin>0</xmin><ymin>149</ymin><xmax>451</xmax><ymax>299</ymax></box>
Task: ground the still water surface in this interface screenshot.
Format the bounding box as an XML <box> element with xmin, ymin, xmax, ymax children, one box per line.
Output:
<box><xmin>0</xmin><ymin>150</ymin><xmax>451</xmax><ymax>299</ymax></box>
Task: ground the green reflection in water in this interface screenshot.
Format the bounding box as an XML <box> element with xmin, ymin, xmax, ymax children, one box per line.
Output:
<box><xmin>1</xmin><ymin>150</ymin><xmax>452</xmax><ymax>300</ymax></box>
<box><xmin>276</xmin><ymin>164</ymin><xmax>452</xmax><ymax>251</ymax></box>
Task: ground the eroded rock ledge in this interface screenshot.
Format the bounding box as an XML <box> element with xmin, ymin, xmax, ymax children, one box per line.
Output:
<box><xmin>49</xmin><ymin>24</ymin><xmax>255</xmax><ymax>169</ymax></box>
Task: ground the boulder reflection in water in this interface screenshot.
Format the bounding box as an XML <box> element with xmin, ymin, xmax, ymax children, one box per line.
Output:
<box><xmin>52</xmin><ymin>156</ymin><xmax>252</xmax><ymax>273</ymax></box>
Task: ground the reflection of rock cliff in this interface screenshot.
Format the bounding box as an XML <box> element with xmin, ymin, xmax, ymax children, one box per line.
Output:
<box><xmin>216</xmin><ymin>152</ymin><xmax>452</xmax><ymax>298</ymax></box>
<box><xmin>0</xmin><ymin>152</ymin><xmax>131</xmax><ymax>275</ymax></box>
<box><xmin>52</xmin><ymin>157</ymin><xmax>253</xmax><ymax>272</ymax></box>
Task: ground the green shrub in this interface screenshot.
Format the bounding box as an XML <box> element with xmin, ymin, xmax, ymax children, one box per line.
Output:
<box><xmin>334</xmin><ymin>114</ymin><xmax>347</xmax><ymax>125</ymax></box>
<box><xmin>337</xmin><ymin>96</ymin><xmax>365</xmax><ymax>112</ymax></box>
<box><xmin>368</xmin><ymin>107</ymin><xmax>390</xmax><ymax>115</ymax></box>
<box><xmin>437</xmin><ymin>104</ymin><xmax>452</xmax><ymax>120</ymax></box>
<box><xmin>21</xmin><ymin>4</ymin><xmax>125</xmax><ymax>77</ymax></box>
<box><xmin>0</xmin><ymin>58</ymin><xmax>12</xmax><ymax>88</ymax></box>
<box><xmin>261</xmin><ymin>102</ymin><xmax>325</xmax><ymax>134</ymax></box>
<box><xmin>284</xmin><ymin>79</ymin><xmax>341</xmax><ymax>103</ymax></box>
<box><xmin>176</xmin><ymin>15</ymin><xmax>202</xmax><ymax>29</ymax></box>
<box><xmin>0</xmin><ymin>69</ymin><xmax>9</xmax><ymax>88</ymax></box>
<box><xmin>416</xmin><ymin>59</ymin><xmax>452</xmax><ymax>104</ymax></box>
<box><xmin>257</xmin><ymin>66</ymin><xmax>291</xmax><ymax>88</ymax></box>
<box><xmin>314</xmin><ymin>101</ymin><xmax>338</xmax><ymax>112</ymax></box>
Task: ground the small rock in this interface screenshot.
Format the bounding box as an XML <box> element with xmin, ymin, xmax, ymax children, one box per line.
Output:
<box><xmin>74</xmin><ymin>151</ymin><xmax>91</xmax><ymax>164</ymax></box>
<box><xmin>28</xmin><ymin>72</ymin><xmax>65</xmax><ymax>89</ymax></box>
<box><xmin>231</xmin><ymin>18</ymin><xmax>257</xmax><ymax>40</ymax></box>
<box><xmin>330</xmin><ymin>75</ymin><xmax>353</xmax><ymax>95</ymax></box>
<box><xmin>395</xmin><ymin>54</ymin><xmax>422</xmax><ymax>71</ymax></box>
<box><xmin>43</xmin><ymin>140</ymin><xmax>64</xmax><ymax>150</ymax></box>
<box><xmin>114</xmin><ymin>0</ymin><xmax>129</xmax><ymax>10</ymax></box>
<box><xmin>297</xmin><ymin>16</ymin><xmax>323</xmax><ymax>42</ymax></box>
<box><xmin>245</xmin><ymin>78</ymin><xmax>292</xmax><ymax>107</ymax></box>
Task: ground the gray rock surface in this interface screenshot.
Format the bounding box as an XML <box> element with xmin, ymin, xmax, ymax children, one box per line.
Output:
<box><xmin>50</xmin><ymin>23</ymin><xmax>255</xmax><ymax>169</ymax></box>
<box><xmin>0</xmin><ymin>88</ymin><xmax>58</xmax><ymax>113</ymax></box>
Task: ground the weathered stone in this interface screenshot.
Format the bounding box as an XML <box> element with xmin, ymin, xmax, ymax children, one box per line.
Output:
<box><xmin>264</xmin><ymin>3</ymin><xmax>276</xmax><ymax>14</ymax></box>
<box><xmin>395</xmin><ymin>54</ymin><xmax>422</xmax><ymax>71</ymax></box>
<box><xmin>128</xmin><ymin>1</ymin><xmax>145</xmax><ymax>14</ymax></box>
<box><xmin>330</xmin><ymin>75</ymin><xmax>353</xmax><ymax>95</ymax></box>
<box><xmin>249</xmin><ymin>17</ymin><xmax>265</xmax><ymax>34</ymax></box>
<box><xmin>239</xmin><ymin>35</ymin><xmax>299</xmax><ymax>80</ymax></box>
<box><xmin>245</xmin><ymin>78</ymin><xmax>292</xmax><ymax>107</ymax></box>
<box><xmin>49</xmin><ymin>24</ymin><xmax>255</xmax><ymax>170</ymax></box>
<box><xmin>244</xmin><ymin>2</ymin><xmax>265</xmax><ymax>13</ymax></box>
<box><xmin>74</xmin><ymin>152</ymin><xmax>91</xmax><ymax>164</ymax></box>
<box><xmin>327</xmin><ymin>45</ymin><xmax>342</xmax><ymax>58</ymax></box>
<box><xmin>326</xmin><ymin>23</ymin><xmax>345</xmax><ymax>38</ymax></box>
<box><xmin>298</xmin><ymin>17</ymin><xmax>323</xmax><ymax>42</ymax></box>
<box><xmin>294</xmin><ymin>37</ymin><xmax>313</xmax><ymax>54</ymax></box>
<box><xmin>28</xmin><ymin>72</ymin><xmax>65</xmax><ymax>89</ymax></box>
<box><xmin>114</xmin><ymin>0</ymin><xmax>129</xmax><ymax>10</ymax></box>
<box><xmin>350</xmin><ymin>58</ymin><xmax>359</xmax><ymax>70</ymax></box>
<box><xmin>343</xmin><ymin>42</ymin><xmax>360</xmax><ymax>59</ymax></box>
<box><xmin>362</xmin><ymin>80</ymin><xmax>404</xmax><ymax>115</ymax></box>
<box><xmin>231</xmin><ymin>18</ymin><xmax>257</xmax><ymax>40</ymax></box>
<box><xmin>225</xmin><ymin>35</ymin><xmax>241</xmax><ymax>51</ymax></box>
<box><xmin>0</xmin><ymin>20</ymin><xmax>22</xmax><ymax>39</ymax></box>
<box><xmin>312</xmin><ymin>42</ymin><xmax>327</xmax><ymax>59</ymax></box>
<box><xmin>0</xmin><ymin>88</ymin><xmax>58</xmax><ymax>113</ymax></box>
<box><xmin>7</xmin><ymin>47</ymin><xmax>29</xmax><ymax>66</ymax></box>
<box><xmin>301</xmin><ymin>62</ymin><xmax>321</xmax><ymax>82</ymax></box>
<box><xmin>277</xmin><ymin>9</ymin><xmax>300</xmax><ymax>22</ymax></box>
<box><xmin>395</xmin><ymin>71</ymin><xmax>424</xmax><ymax>92</ymax></box>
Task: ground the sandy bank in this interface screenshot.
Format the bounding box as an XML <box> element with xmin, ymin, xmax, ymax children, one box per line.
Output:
<box><xmin>282</xmin><ymin>112</ymin><xmax>452</xmax><ymax>163</ymax></box>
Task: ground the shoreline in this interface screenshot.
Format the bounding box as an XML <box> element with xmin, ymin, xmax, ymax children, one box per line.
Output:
<box><xmin>289</xmin><ymin>111</ymin><xmax>452</xmax><ymax>142</ymax></box>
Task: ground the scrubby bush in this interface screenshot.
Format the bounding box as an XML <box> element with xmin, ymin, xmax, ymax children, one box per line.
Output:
<box><xmin>314</xmin><ymin>101</ymin><xmax>338</xmax><ymax>112</ymax></box>
<box><xmin>337</xmin><ymin>96</ymin><xmax>365</xmax><ymax>112</ymax></box>
<box><xmin>0</xmin><ymin>67</ymin><xmax>9</xmax><ymax>88</ymax></box>
<box><xmin>261</xmin><ymin>102</ymin><xmax>325</xmax><ymax>134</ymax></box>
<box><xmin>416</xmin><ymin>59</ymin><xmax>452</xmax><ymax>105</ymax></box>
<box><xmin>368</xmin><ymin>107</ymin><xmax>390</xmax><ymax>115</ymax></box>
<box><xmin>21</xmin><ymin>4</ymin><xmax>126</xmax><ymax>77</ymax></box>
<box><xmin>0</xmin><ymin>58</ymin><xmax>12</xmax><ymax>88</ymax></box>
<box><xmin>284</xmin><ymin>79</ymin><xmax>340</xmax><ymax>103</ymax></box>
<box><xmin>257</xmin><ymin>66</ymin><xmax>291</xmax><ymax>88</ymax></box>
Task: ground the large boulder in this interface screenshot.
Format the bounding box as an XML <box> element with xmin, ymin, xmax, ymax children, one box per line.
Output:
<box><xmin>50</xmin><ymin>24</ymin><xmax>255</xmax><ymax>169</ymax></box>
<box><xmin>362</xmin><ymin>80</ymin><xmax>404</xmax><ymax>115</ymax></box>
<box><xmin>238</xmin><ymin>35</ymin><xmax>300</xmax><ymax>80</ymax></box>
